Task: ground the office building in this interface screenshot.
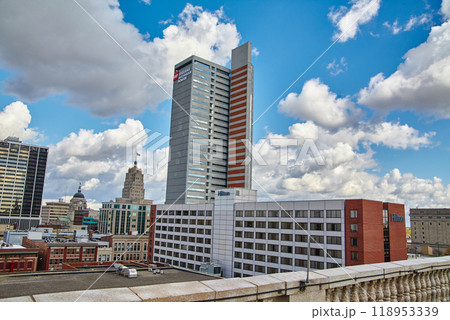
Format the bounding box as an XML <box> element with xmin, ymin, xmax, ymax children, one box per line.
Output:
<box><xmin>0</xmin><ymin>137</ymin><xmax>48</xmax><ymax>229</ymax></box>
<box><xmin>99</xmin><ymin>199</ymin><xmax>154</xmax><ymax>235</ymax></box>
<box><xmin>153</xmin><ymin>189</ymin><xmax>407</xmax><ymax>278</ymax></box>
<box><xmin>99</xmin><ymin>162</ymin><xmax>155</xmax><ymax>235</ymax></box>
<box><xmin>40</xmin><ymin>199</ymin><xmax>70</xmax><ymax>225</ymax></box>
<box><xmin>165</xmin><ymin>42</ymin><xmax>254</xmax><ymax>204</ymax></box>
<box><xmin>410</xmin><ymin>208</ymin><xmax>450</xmax><ymax>254</ymax></box>
<box><xmin>122</xmin><ymin>161</ymin><xmax>145</xmax><ymax>201</ymax></box>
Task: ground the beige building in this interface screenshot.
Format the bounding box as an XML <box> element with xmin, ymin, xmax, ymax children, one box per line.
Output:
<box><xmin>97</xmin><ymin>246</ymin><xmax>113</xmax><ymax>263</ymax></box>
<box><xmin>410</xmin><ymin>208</ymin><xmax>450</xmax><ymax>254</ymax></box>
<box><xmin>122</xmin><ymin>161</ymin><xmax>145</xmax><ymax>201</ymax></box>
<box><xmin>41</xmin><ymin>200</ymin><xmax>70</xmax><ymax>225</ymax></box>
<box><xmin>110</xmin><ymin>234</ymin><xmax>149</xmax><ymax>262</ymax></box>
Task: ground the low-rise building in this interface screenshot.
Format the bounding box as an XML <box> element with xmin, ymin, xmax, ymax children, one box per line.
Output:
<box><xmin>22</xmin><ymin>238</ymin><xmax>98</xmax><ymax>271</ymax></box>
<box><xmin>97</xmin><ymin>246</ymin><xmax>113</xmax><ymax>263</ymax></box>
<box><xmin>105</xmin><ymin>234</ymin><xmax>149</xmax><ymax>262</ymax></box>
<box><xmin>0</xmin><ymin>242</ymin><xmax>38</xmax><ymax>273</ymax></box>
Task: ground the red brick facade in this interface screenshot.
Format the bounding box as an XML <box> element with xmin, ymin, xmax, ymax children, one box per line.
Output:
<box><xmin>147</xmin><ymin>205</ymin><xmax>157</xmax><ymax>263</ymax></box>
<box><xmin>227</xmin><ymin>59</ymin><xmax>253</xmax><ymax>189</ymax></box>
<box><xmin>22</xmin><ymin>238</ymin><xmax>98</xmax><ymax>271</ymax></box>
<box><xmin>0</xmin><ymin>248</ymin><xmax>38</xmax><ymax>273</ymax></box>
<box><xmin>345</xmin><ymin>199</ymin><xmax>406</xmax><ymax>266</ymax></box>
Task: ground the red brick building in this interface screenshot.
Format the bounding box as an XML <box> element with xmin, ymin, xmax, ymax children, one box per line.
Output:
<box><xmin>22</xmin><ymin>238</ymin><xmax>98</xmax><ymax>271</ymax></box>
<box><xmin>0</xmin><ymin>244</ymin><xmax>38</xmax><ymax>273</ymax></box>
<box><xmin>147</xmin><ymin>205</ymin><xmax>157</xmax><ymax>263</ymax></box>
<box><xmin>73</xmin><ymin>210</ymin><xmax>89</xmax><ymax>225</ymax></box>
<box><xmin>345</xmin><ymin>199</ymin><xmax>407</xmax><ymax>266</ymax></box>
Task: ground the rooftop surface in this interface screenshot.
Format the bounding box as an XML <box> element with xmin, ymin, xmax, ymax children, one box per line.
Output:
<box><xmin>0</xmin><ymin>268</ymin><xmax>218</xmax><ymax>299</ymax></box>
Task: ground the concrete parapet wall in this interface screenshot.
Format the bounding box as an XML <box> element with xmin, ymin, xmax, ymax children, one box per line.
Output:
<box><xmin>2</xmin><ymin>257</ymin><xmax>449</xmax><ymax>302</ymax></box>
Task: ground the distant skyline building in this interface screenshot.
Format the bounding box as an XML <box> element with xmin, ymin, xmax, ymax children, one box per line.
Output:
<box><xmin>410</xmin><ymin>208</ymin><xmax>450</xmax><ymax>255</ymax></box>
<box><xmin>0</xmin><ymin>137</ymin><xmax>48</xmax><ymax>230</ymax></box>
<box><xmin>68</xmin><ymin>184</ymin><xmax>88</xmax><ymax>223</ymax></box>
<box><xmin>41</xmin><ymin>199</ymin><xmax>70</xmax><ymax>225</ymax></box>
<box><xmin>122</xmin><ymin>161</ymin><xmax>145</xmax><ymax>201</ymax></box>
<box><xmin>99</xmin><ymin>162</ymin><xmax>155</xmax><ymax>239</ymax></box>
<box><xmin>165</xmin><ymin>42</ymin><xmax>254</xmax><ymax>204</ymax></box>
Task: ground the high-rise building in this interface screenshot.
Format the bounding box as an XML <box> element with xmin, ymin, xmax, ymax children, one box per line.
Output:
<box><xmin>122</xmin><ymin>161</ymin><xmax>145</xmax><ymax>201</ymax></box>
<box><xmin>165</xmin><ymin>42</ymin><xmax>254</xmax><ymax>204</ymax></box>
<box><xmin>0</xmin><ymin>137</ymin><xmax>48</xmax><ymax>230</ymax></box>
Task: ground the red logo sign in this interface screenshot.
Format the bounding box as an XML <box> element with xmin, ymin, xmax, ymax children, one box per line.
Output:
<box><xmin>173</xmin><ymin>71</ymin><xmax>179</xmax><ymax>81</ymax></box>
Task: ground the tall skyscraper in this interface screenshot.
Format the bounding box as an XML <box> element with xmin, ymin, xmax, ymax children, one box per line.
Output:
<box><xmin>0</xmin><ymin>137</ymin><xmax>48</xmax><ymax>229</ymax></box>
<box><xmin>165</xmin><ymin>42</ymin><xmax>254</xmax><ymax>204</ymax></box>
<box><xmin>122</xmin><ymin>161</ymin><xmax>145</xmax><ymax>201</ymax></box>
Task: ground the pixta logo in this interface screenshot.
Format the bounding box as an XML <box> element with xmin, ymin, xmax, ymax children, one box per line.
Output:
<box><xmin>126</xmin><ymin>129</ymin><xmax>169</xmax><ymax>176</ymax></box>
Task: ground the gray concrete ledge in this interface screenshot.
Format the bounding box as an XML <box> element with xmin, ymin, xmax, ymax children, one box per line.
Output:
<box><xmin>0</xmin><ymin>257</ymin><xmax>448</xmax><ymax>302</ymax></box>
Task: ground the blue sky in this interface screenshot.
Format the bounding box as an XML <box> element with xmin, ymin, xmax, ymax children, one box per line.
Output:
<box><xmin>0</xmin><ymin>0</ymin><xmax>449</xmax><ymax>219</ymax></box>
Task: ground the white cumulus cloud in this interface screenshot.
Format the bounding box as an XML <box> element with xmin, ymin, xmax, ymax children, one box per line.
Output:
<box><xmin>328</xmin><ymin>0</ymin><xmax>381</xmax><ymax>42</ymax></box>
<box><xmin>0</xmin><ymin>101</ymin><xmax>41</xmax><ymax>141</ymax></box>
<box><xmin>44</xmin><ymin>119</ymin><xmax>169</xmax><ymax>205</ymax></box>
<box><xmin>278</xmin><ymin>78</ymin><xmax>363</xmax><ymax>130</ymax></box>
<box><xmin>359</xmin><ymin>1</ymin><xmax>450</xmax><ymax>118</ymax></box>
<box><xmin>0</xmin><ymin>1</ymin><xmax>240</xmax><ymax>117</ymax></box>
<box><xmin>442</xmin><ymin>0</ymin><xmax>450</xmax><ymax>18</ymax></box>
<box><xmin>252</xmin><ymin>121</ymin><xmax>447</xmax><ymax>213</ymax></box>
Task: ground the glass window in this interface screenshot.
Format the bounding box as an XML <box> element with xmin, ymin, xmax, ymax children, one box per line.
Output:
<box><xmin>295</xmin><ymin>247</ymin><xmax>307</xmax><ymax>255</ymax></box>
<box><xmin>245</xmin><ymin>210</ymin><xmax>254</xmax><ymax>217</ymax></box>
<box><xmin>295</xmin><ymin>210</ymin><xmax>308</xmax><ymax>218</ymax></box>
<box><xmin>327</xmin><ymin>249</ymin><xmax>342</xmax><ymax>259</ymax></box>
<box><xmin>327</xmin><ymin>236</ymin><xmax>342</xmax><ymax>245</ymax></box>
<box><xmin>350</xmin><ymin>224</ymin><xmax>358</xmax><ymax>232</ymax></box>
<box><xmin>268</xmin><ymin>210</ymin><xmax>279</xmax><ymax>218</ymax></box>
<box><xmin>327</xmin><ymin>223</ymin><xmax>342</xmax><ymax>232</ymax></box>
<box><xmin>310</xmin><ymin>223</ymin><xmax>323</xmax><ymax>231</ymax></box>
<box><xmin>350</xmin><ymin>210</ymin><xmax>358</xmax><ymax>218</ymax></box>
<box><xmin>326</xmin><ymin>210</ymin><xmax>342</xmax><ymax>218</ymax></box>
<box><xmin>310</xmin><ymin>210</ymin><xmax>323</xmax><ymax>218</ymax></box>
<box><xmin>256</xmin><ymin>221</ymin><xmax>266</xmax><ymax>229</ymax></box>
<box><xmin>256</xmin><ymin>210</ymin><xmax>266</xmax><ymax>217</ymax></box>
<box><xmin>281</xmin><ymin>222</ymin><xmax>293</xmax><ymax>229</ymax></box>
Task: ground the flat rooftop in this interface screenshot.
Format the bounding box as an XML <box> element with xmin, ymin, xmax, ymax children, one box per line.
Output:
<box><xmin>0</xmin><ymin>267</ymin><xmax>218</xmax><ymax>299</ymax></box>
